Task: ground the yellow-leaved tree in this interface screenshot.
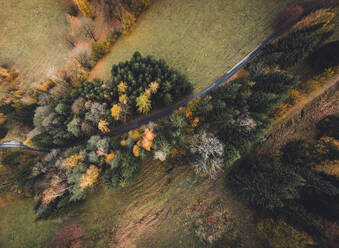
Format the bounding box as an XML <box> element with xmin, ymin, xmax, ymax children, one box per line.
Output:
<box><xmin>61</xmin><ymin>154</ymin><xmax>81</xmax><ymax>169</ymax></box>
<box><xmin>136</xmin><ymin>92</ymin><xmax>151</xmax><ymax>114</ymax></box>
<box><xmin>128</xmin><ymin>129</ymin><xmax>141</xmax><ymax>140</ymax></box>
<box><xmin>98</xmin><ymin>119</ymin><xmax>110</xmax><ymax>133</ymax></box>
<box><xmin>111</xmin><ymin>104</ymin><xmax>122</xmax><ymax>120</ymax></box>
<box><xmin>73</xmin><ymin>0</ymin><xmax>95</xmax><ymax>19</ymax></box>
<box><xmin>79</xmin><ymin>165</ymin><xmax>100</xmax><ymax>188</ymax></box>
<box><xmin>117</xmin><ymin>81</ymin><xmax>128</xmax><ymax>93</ymax></box>
<box><xmin>119</xmin><ymin>94</ymin><xmax>128</xmax><ymax>104</ymax></box>
<box><xmin>133</xmin><ymin>144</ymin><xmax>140</xmax><ymax>157</ymax></box>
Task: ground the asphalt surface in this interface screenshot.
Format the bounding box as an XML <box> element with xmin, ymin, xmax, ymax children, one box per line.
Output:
<box><xmin>0</xmin><ymin>140</ymin><xmax>50</xmax><ymax>153</ymax></box>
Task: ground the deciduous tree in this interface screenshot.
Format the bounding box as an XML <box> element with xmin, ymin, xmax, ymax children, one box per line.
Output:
<box><xmin>136</xmin><ymin>92</ymin><xmax>151</xmax><ymax>114</ymax></box>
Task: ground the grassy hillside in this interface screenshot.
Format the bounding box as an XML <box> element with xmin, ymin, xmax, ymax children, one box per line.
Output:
<box><xmin>0</xmin><ymin>199</ymin><xmax>60</xmax><ymax>248</ymax></box>
<box><xmin>0</xmin><ymin>0</ymin><xmax>70</xmax><ymax>88</ymax></box>
<box><xmin>90</xmin><ymin>0</ymin><xmax>298</xmax><ymax>92</ymax></box>
<box><xmin>72</xmin><ymin>159</ymin><xmax>261</xmax><ymax>247</ymax></box>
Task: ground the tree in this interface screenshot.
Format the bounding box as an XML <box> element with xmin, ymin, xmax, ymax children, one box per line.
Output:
<box><xmin>141</xmin><ymin>128</ymin><xmax>155</xmax><ymax>151</ymax></box>
<box><xmin>228</xmin><ymin>156</ymin><xmax>306</xmax><ymax>211</ymax></box>
<box><xmin>189</xmin><ymin>130</ymin><xmax>224</xmax><ymax>179</ymax></box>
<box><xmin>81</xmin><ymin>120</ymin><xmax>95</xmax><ymax>136</ymax></box>
<box><xmin>111</xmin><ymin>104</ymin><xmax>122</xmax><ymax>120</ymax></box>
<box><xmin>133</xmin><ymin>144</ymin><xmax>140</xmax><ymax>157</ymax></box>
<box><xmin>42</xmin><ymin>175</ymin><xmax>68</xmax><ymax>205</ymax></box>
<box><xmin>136</xmin><ymin>92</ymin><xmax>151</xmax><ymax>114</ymax></box>
<box><xmin>73</xmin><ymin>0</ymin><xmax>95</xmax><ymax>19</ymax></box>
<box><xmin>67</xmin><ymin>118</ymin><xmax>82</xmax><ymax>137</ymax></box>
<box><xmin>91</xmin><ymin>39</ymin><xmax>111</xmax><ymax>63</ymax></box>
<box><xmin>79</xmin><ymin>165</ymin><xmax>100</xmax><ymax>188</ymax></box>
<box><xmin>85</xmin><ymin>102</ymin><xmax>107</xmax><ymax>124</ymax></box>
<box><xmin>149</xmin><ymin>81</ymin><xmax>159</xmax><ymax>94</ymax></box>
<box><xmin>120</xmin><ymin>7</ymin><xmax>136</xmax><ymax>34</ymax></box>
<box><xmin>77</xmin><ymin>17</ymin><xmax>97</xmax><ymax>41</ymax></box>
<box><xmin>71</xmin><ymin>44</ymin><xmax>91</xmax><ymax>69</ymax></box>
<box><xmin>236</xmin><ymin>115</ymin><xmax>257</xmax><ymax>132</ymax></box>
<box><xmin>54</xmin><ymin>27</ymin><xmax>77</xmax><ymax>48</ymax></box>
<box><xmin>72</xmin><ymin>97</ymin><xmax>86</xmax><ymax>115</ymax></box>
<box><xmin>61</xmin><ymin>154</ymin><xmax>82</xmax><ymax>169</ymax></box>
<box><xmin>117</xmin><ymin>81</ymin><xmax>128</xmax><ymax>93</ymax></box>
<box><xmin>98</xmin><ymin>119</ymin><xmax>110</xmax><ymax>133</ymax></box>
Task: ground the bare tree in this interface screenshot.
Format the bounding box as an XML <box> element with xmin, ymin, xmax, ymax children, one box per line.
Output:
<box><xmin>54</xmin><ymin>27</ymin><xmax>77</xmax><ymax>48</ymax></box>
<box><xmin>77</xmin><ymin>17</ymin><xmax>97</xmax><ymax>41</ymax></box>
<box><xmin>71</xmin><ymin>43</ymin><xmax>91</xmax><ymax>69</ymax></box>
<box><xmin>236</xmin><ymin>115</ymin><xmax>257</xmax><ymax>132</ymax></box>
<box><xmin>189</xmin><ymin>130</ymin><xmax>224</xmax><ymax>179</ymax></box>
<box><xmin>120</xmin><ymin>102</ymin><xmax>131</xmax><ymax>123</ymax></box>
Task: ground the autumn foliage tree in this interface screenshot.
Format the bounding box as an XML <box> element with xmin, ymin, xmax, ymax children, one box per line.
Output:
<box><xmin>79</xmin><ymin>165</ymin><xmax>100</xmax><ymax>188</ymax></box>
<box><xmin>136</xmin><ymin>92</ymin><xmax>151</xmax><ymax>114</ymax></box>
<box><xmin>73</xmin><ymin>0</ymin><xmax>95</xmax><ymax>19</ymax></box>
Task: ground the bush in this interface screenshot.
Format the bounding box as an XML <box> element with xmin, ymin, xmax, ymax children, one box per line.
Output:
<box><xmin>91</xmin><ymin>39</ymin><xmax>111</xmax><ymax>65</ymax></box>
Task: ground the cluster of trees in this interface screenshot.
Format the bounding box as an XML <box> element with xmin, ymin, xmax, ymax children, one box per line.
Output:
<box><xmin>228</xmin><ymin>118</ymin><xmax>339</xmax><ymax>245</ymax></box>
<box><xmin>30</xmin><ymin>52</ymin><xmax>192</xmax><ymax>148</ymax></box>
<box><xmin>193</xmin><ymin>71</ymin><xmax>299</xmax><ymax>167</ymax></box>
<box><xmin>308</xmin><ymin>40</ymin><xmax>339</xmax><ymax>72</ymax></box>
<box><xmin>65</xmin><ymin>0</ymin><xmax>152</xmax><ymax>67</ymax></box>
<box><xmin>246</xmin><ymin>8</ymin><xmax>335</xmax><ymax>75</ymax></box>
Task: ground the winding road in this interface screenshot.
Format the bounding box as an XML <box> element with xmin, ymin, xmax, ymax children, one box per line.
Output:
<box><xmin>0</xmin><ymin>2</ymin><xmax>331</xmax><ymax>153</ymax></box>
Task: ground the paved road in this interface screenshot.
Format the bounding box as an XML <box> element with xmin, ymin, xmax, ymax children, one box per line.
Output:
<box><xmin>0</xmin><ymin>140</ymin><xmax>50</xmax><ymax>153</ymax></box>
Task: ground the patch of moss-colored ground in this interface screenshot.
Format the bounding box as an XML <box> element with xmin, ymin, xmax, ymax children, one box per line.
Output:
<box><xmin>75</xmin><ymin>158</ymin><xmax>262</xmax><ymax>248</ymax></box>
<box><xmin>0</xmin><ymin>199</ymin><xmax>60</xmax><ymax>248</ymax></box>
<box><xmin>0</xmin><ymin>0</ymin><xmax>70</xmax><ymax>89</ymax></box>
<box><xmin>90</xmin><ymin>0</ymin><xmax>299</xmax><ymax>92</ymax></box>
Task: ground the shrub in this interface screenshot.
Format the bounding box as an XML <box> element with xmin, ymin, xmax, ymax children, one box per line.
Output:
<box><xmin>91</xmin><ymin>39</ymin><xmax>111</xmax><ymax>65</ymax></box>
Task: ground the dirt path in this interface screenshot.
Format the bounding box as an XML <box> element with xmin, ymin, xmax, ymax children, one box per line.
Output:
<box><xmin>258</xmin><ymin>74</ymin><xmax>339</xmax><ymax>152</ymax></box>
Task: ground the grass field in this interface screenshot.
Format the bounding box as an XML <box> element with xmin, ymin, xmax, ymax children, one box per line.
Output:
<box><xmin>73</xmin><ymin>158</ymin><xmax>261</xmax><ymax>247</ymax></box>
<box><xmin>0</xmin><ymin>0</ymin><xmax>70</xmax><ymax>88</ymax></box>
<box><xmin>90</xmin><ymin>0</ymin><xmax>298</xmax><ymax>92</ymax></box>
<box><xmin>0</xmin><ymin>199</ymin><xmax>60</xmax><ymax>248</ymax></box>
